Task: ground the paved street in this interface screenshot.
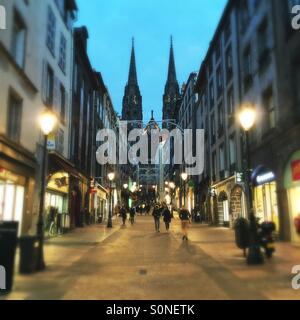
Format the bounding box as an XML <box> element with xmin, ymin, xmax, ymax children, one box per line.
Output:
<box><xmin>2</xmin><ymin>216</ymin><xmax>300</xmax><ymax>300</ymax></box>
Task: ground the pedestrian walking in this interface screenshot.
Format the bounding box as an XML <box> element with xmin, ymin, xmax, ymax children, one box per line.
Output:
<box><xmin>129</xmin><ymin>206</ymin><xmax>136</xmax><ymax>225</ymax></box>
<box><xmin>179</xmin><ymin>206</ymin><xmax>191</xmax><ymax>241</ymax></box>
<box><xmin>120</xmin><ymin>205</ymin><xmax>127</xmax><ymax>226</ymax></box>
<box><xmin>152</xmin><ymin>204</ymin><xmax>161</xmax><ymax>232</ymax></box>
<box><xmin>162</xmin><ymin>204</ymin><xmax>172</xmax><ymax>232</ymax></box>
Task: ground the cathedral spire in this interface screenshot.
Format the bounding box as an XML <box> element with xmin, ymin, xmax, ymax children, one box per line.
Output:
<box><xmin>167</xmin><ymin>35</ymin><xmax>177</xmax><ymax>84</ymax></box>
<box><xmin>128</xmin><ymin>37</ymin><xmax>138</xmax><ymax>85</ymax></box>
<box><xmin>122</xmin><ymin>38</ymin><xmax>143</xmax><ymax>123</ymax></box>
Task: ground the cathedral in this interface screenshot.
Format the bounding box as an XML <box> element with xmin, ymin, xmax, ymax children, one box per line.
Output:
<box><xmin>121</xmin><ymin>37</ymin><xmax>180</xmax><ymax>127</ymax></box>
<box><xmin>121</xmin><ymin>37</ymin><xmax>181</xmax><ymax>188</ymax></box>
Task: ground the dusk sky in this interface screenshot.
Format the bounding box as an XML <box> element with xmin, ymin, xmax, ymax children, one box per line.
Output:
<box><xmin>76</xmin><ymin>0</ymin><xmax>227</xmax><ymax>121</ymax></box>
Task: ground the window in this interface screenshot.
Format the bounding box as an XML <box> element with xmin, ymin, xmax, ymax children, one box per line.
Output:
<box><xmin>243</xmin><ymin>46</ymin><xmax>253</xmax><ymax>90</ymax></box>
<box><xmin>219</xmin><ymin>144</ymin><xmax>225</xmax><ymax>173</ymax></box>
<box><xmin>218</xmin><ymin>102</ymin><xmax>224</xmax><ymax>135</ymax></box>
<box><xmin>46</xmin><ymin>6</ymin><xmax>56</xmax><ymax>55</ymax></box>
<box><xmin>229</xmin><ymin>135</ymin><xmax>236</xmax><ymax>169</ymax></box>
<box><xmin>7</xmin><ymin>92</ymin><xmax>22</xmax><ymax>143</ymax></box>
<box><xmin>224</xmin><ymin>21</ymin><xmax>231</xmax><ymax>43</ymax></box>
<box><xmin>216</xmin><ymin>41</ymin><xmax>221</xmax><ymax>62</ymax></box>
<box><xmin>263</xmin><ymin>88</ymin><xmax>276</xmax><ymax>131</ymax></box>
<box><xmin>217</xmin><ymin>66</ymin><xmax>223</xmax><ymax>95</ymax></box>
<box><xmin>60</xmin><ymin>84</ymin><xmax>66</xmax><ymax>122</ymax></box>
<box><xmin>227</xmin><ymin>88</ymin><xmax>234</xmax><ymax>117</ymax></box>
<box><xmin>209</xmin><ymin>81</ymin><xmax>214</xmax><ymax>107</ymax></box>
<box><xmin>212</xmin><ymin>151</ymin><xmax>217</xmax><ymax>180</ymax></box>
<box><xmin>240</xmin><ymin>0</ymin><xmax>250</xmax><ymax>32</ymax></box>
<box><xmin>58</xmin><ymin>33</ymin><xmax>66</xmax><ymax>72</ymax></box>
<box><xmin>56</xmin><ymin>129</ymin><xmax>64</xmax><ymax>154</ymax></box>
<box><xmin>225</xmin><ymin>46</ymin><xmax>233</xmax><ymax>80</ymax></box>
<box><xmin>258</xmin><ymin>18</ymin><xmax>270</xmax><ymax>70</ymax></box>
<box><xmin>11</xmin><ymin>10</ymin><xmax>26</xmax><ymax>68</ymax></box>
<box><xmin>210</xmin><ymin>113</ymin><xmax>216</xmax><ymax>144</ymax></box>
<box><xmin>46</xmin><ymin>65</ymin><xmax>54</xmax><ymax>106</ymax></box>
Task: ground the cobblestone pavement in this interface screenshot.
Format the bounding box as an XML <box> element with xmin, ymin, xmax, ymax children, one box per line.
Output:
<box><xmin>1</xmin><ymin>216</ymin><xmax>300</xmax><ymax>300</ymax></box>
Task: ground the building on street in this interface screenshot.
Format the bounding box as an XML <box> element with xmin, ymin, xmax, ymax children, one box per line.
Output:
<box><xmin>194</xmin><ymin>0</ymin><xmax>300</xmax><ymax>242</ymax></box>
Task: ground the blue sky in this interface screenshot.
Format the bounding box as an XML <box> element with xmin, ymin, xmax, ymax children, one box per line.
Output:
<box><xmin>76</xmin><ymin>0</ymin><xmax>227</xmax><ymax>121</ymax></box>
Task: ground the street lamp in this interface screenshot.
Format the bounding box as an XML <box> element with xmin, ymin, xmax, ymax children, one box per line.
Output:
<box><xmin>37</xmin><ymin>109</ymin><xmax>57</xmax><ymax>270</ymax></box>
<box><xmin>107</xmin><ymin>172</ymin><xmax>115</xmax><ymax>228</ymax></box>
<box><xmin>181</xmin><ymin>172</ymin><xmax>188</xmax><ymax>207</ymax></box>
<box><xmin>238</xmin><ymin>104</ymin><xmax>263</xmax><ymax>265</ymax></box>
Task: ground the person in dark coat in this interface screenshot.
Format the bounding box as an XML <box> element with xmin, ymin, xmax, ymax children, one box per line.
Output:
<box><xmin>129</xmin><ymin>206</ymin><xmax>136</xmax><ymax>225</ymax></box>
<box><xmin>120</xmin><ymin>205</ymin><xmax>127</xmax><ymax>226</ymax></box>
<box><xmin>162</xmin><ymin>205</ymin><xmax>172</xmax><ymax>231</ymax></box>
<box><xmin>179</xmin><ymin>206</ymin><xmax>192</xmax><ymax>241</ymax></box>
<box><xmin>152</xmin><ymin>204</ymin><xmax>161</xmax><ymax>232</ymax></box>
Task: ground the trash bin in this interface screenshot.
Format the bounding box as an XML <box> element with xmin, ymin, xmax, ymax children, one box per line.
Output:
<box><xmin>0</xmin><ymin>222</ymin><xmax>19</xmax><ymax>294</ymax></box>
<box><xmin>19</xmin><ymin>236</ymin><xmax>39</xmax><ymax>274</ymax></box>
<box><xmin>234</xmin><ymin>218</ymin><xmax>250</xmax><ymax>256</ymax></box>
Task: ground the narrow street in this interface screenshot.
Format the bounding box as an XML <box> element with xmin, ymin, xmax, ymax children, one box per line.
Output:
<box><xmin>2</xmin><ymin>217</ymin><xmax>300</xmax><ymax>300</ymax></box>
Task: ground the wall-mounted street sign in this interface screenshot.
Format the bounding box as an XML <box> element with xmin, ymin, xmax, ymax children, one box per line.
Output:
<box><xmin>235</xmin><ymin>172</ymin><xmax>244</xmax><ymax>183</ymax></box>
<box><xmin>47</xmin><ymin>133</ymin><xmax>56</xmax><ymax>150</ymax></box>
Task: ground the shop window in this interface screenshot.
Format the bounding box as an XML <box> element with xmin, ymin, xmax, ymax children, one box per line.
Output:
<box><xmin>254</xmin><ymin>182</ymin><xmax>279</xmax><ymax>230</ymax></box>
<box><xmin>0</xmin><ymin>179</ymin><xmax>25</xmax><ymax>236</ymax></box>
<box><xmin>7</xmin><ymin>91</ymin><xmax>23</xmax><ymax>143</ymax></box>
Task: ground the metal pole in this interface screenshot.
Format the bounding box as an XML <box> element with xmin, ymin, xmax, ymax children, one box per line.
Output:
<box><xmin>107</xmin><ymin>181</ymin><xmax>112</xmax><ymax>228</ymax></box>
<box><xmin>183</xmin><ymin>181</ymin><xmax>186</xmax><ymax>207</ymax></box>
<box><xmin>245</xmin><ymin>131</ymin><xmax>264</xmax><ymax>265</ymax></box>
<box><xmin>36</xmin><ymin>135</ymin><xmax>47</xmax><ymax>271</ymax></box>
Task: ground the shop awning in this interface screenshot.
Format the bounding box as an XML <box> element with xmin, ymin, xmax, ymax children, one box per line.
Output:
<box><xmin>48</xmin><ymin>152</ymin><xmax>80</xmax><ymax>179</ymax></box>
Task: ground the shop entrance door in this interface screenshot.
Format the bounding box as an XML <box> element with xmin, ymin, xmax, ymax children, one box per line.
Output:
<box><xmin>0</xmin><ymin>180</ymin><xmax>25</xmax><ymax>236</ymax></box>
<box><xmin>223</xmin><ymin>200</ymin><xmax>230</xmax><ymax>225</ymax></box>
<box><xmin>288</xmin><ymin>186</ymin><xmax>300</xmax><ymax>242</ymax></box>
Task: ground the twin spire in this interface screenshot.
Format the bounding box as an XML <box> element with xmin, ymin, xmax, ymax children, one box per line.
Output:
<box><xmin>127</xmin><ymin>36</ymin><xmax>178</xmax><ymax>87</ymax></box>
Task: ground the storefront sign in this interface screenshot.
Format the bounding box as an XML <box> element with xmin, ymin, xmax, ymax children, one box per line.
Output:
<box><xmin>256</xmin><ymin>171</ymin><xmax>275</xmax><ymax>185</ymax></box>
<box><xmin>292</xmin><ymin>160</ymin><xmax>300</xmax><ymax>182</ymax></box>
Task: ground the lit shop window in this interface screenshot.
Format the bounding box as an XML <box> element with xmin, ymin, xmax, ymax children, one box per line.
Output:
<box><xmin>0</xmin><ymin>180</ymin><xmax>25</xmax><ymax>236</ymax></box>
